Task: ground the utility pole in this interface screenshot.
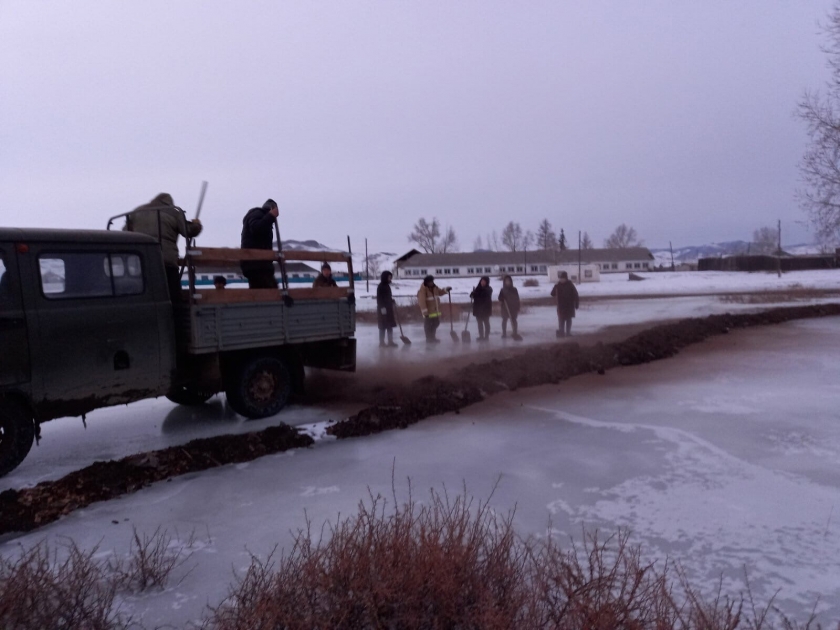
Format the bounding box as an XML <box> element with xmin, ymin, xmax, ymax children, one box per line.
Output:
<box><xmin>669</xmin><ymin>241</ymin><xmax>675</xmax><ymax>271</ymax></box>
<box><xmin>578</xmin><ymin>230</ymin><xmax>582</xmax><ymax>283</ymax></box>
<box><xmin>777</xmin><ymin>219</ymin><xmax>782</xmax><ymax>278</ymax></box>
<box><xmin>365</xmin><ymin>238</ymin><xmax>369</xmax><ymax>292</ymax></box>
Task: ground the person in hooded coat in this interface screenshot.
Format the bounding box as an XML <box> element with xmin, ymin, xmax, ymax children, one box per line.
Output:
<box><xmin>469</xmin><ymin>276</ymin><xmax>493</xmax><ymax>341</ymax></box>
<box><xmin>498</xmin><ymin>275</ymin><xmax>521</xmax><ymax>339</ymax></box>
<box><xmin>240</xmin><ymin>199</ymin><xmax>279</xmax><ymax>288</ymax></box>
<box><xmin>417</xmin><ymin>275</ymin><xmax>451</xmax><ymax>343</ymax></box>
<box><xmin>550</xmin><ymin>271</ymin><xmax>580</xmax><ymax>337</ymax></box>
<box><xmin>376</xmin><ymin>270</ymin><xmax>398</xmax><ymax>347</ymax></box>
<box><xmin>125</xmin><ymin>193</ymin><xmax>202</xmax><ymax>301</ymax></box>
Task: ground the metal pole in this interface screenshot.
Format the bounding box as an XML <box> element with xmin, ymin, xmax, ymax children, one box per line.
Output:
<box><xmin>669</xmin><ymin>241</ymin><xmax>675</xmax><ymax>271</ymax></box>
<box><xmin>777</xmin><ymin>219</ymin><xmax>782</xmax><ymax>277</ymax></box>
<box><xmin>365</xmin><ymin>237</ymin><xmax>369</xmax><ymax>292</ymax></box>
<box><xmin>578</xmin><ymin>231</ymin><xmax>581</xmax><ymax>283</ymax></box>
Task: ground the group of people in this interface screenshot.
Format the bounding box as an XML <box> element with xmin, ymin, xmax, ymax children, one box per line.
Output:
<box><xmin>374</xmin><ymin>270</ymin><xmax>580</xmax><ymax>345</ymax></box>
<box><xmin>124</xmin><ymin>194</ymin><xmax>342</xmax><ymax>298</ymax></box>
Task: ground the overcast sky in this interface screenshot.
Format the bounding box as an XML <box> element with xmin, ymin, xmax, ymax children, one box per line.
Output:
<box><xmin>0</xmin><ymin>1</ymin><xmax>835</xmax><ymax>253</ymax></box>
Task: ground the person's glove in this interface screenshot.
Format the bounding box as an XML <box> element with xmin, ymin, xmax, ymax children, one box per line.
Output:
<box><xmin>192</xmin><ymin>219</ymin><xmax>202</xmax><ymax>227</ymax></box>
<box><xmin>380</xmin><ymin>307</ymin><xmax>387</xmax><ymax>315</ymax></box>
<box><xmin>445</xmin><ymin>287</ymin><xmax>452</xmax><ymax>292</ymax></box>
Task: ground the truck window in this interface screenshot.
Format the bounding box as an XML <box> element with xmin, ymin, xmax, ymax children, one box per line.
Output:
<box><xmin>38</xmin><ymin>252</ymin><xmax>144</xmax><ymax>299</ymax></box>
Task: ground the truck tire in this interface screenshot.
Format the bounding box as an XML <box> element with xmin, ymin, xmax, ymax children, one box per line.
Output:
<box><xmin>225</xmin><ymin>355</ymin><xmax>292</xmax><ymax>419</ymax></box>
<box><xmin>0</xmin><ymin>398</ymin><xmax>35</xmax><ymax>478</ymax></box>
<box><xmin>166</xmin><ymin>385</ymin><xmax>215</xmax><ymax>406</ymax></box>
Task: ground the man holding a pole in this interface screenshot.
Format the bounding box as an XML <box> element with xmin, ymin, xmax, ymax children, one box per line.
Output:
<box><xmin>240</xmin><ymin>198</ymin><xmax>279</xmax><ymax>288</ymax></box>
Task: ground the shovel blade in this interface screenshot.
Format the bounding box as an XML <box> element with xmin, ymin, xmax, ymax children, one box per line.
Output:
<box><xmin>461</xmin><ymin>330</ymin><xmax>471</xmax><ymax>343</ymax></box>
<box><xmin>400</xmin><ymin>335</ymin><xmax>412</xmax><ymax>345</ymax></box>
<box><xmin>450</xmin><ymin>331</ymin><xmax>460</xmax><ymax>343</ymax></box>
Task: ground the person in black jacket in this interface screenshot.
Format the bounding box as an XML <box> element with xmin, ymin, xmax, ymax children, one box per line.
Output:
<box><xmin>470</xmin><ymin>276</ymin><xmax>493</xmax><ymax>341</ymax></box>
<box><xmin>550</xmin><ymin>271</ymin><xmax>579</xmax><ymax>337</ymax></box>
<box><xmin>240</xmin><ymin>199</ymin><xmax>279</xmax><ymax>288</ymax></box>
<box><xmin>313</xmin><ymin>263</ymin><xmax>338</xmax><ymax>288</ymax></box>
<box><xmin>498</xmin><ymin>275</ymin><xmax>521</xmax><ymax>340</ymax></box>
<box><xmin>376</xmin><ymin>270</ymin><xmax>398</xmax><ymax>347</ymax></box>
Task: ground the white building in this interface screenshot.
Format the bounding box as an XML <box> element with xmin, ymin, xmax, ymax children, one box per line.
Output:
<box><xmin>547</xmin><ymin>264</ymin><xmax>600</xmax><ymax>283</ymax></box>
<box><xmin>394</xmin><ymin>248</ymin><xmax>654</xmax><ymax>280</ymax></box>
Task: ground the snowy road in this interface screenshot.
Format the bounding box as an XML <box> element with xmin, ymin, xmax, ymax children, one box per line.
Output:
<box><xmin>2</xmin><ymin>312</ymin><xmax>840</xmax><ymax>626</ymax></box>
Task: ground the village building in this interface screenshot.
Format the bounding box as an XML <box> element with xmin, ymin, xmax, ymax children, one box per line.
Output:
<box><xmin>394</xmin><ymin>247</ymin><xmax>654</xmax><ymax>279</ymax></box>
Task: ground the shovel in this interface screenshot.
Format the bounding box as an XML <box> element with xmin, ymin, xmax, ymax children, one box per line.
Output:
<box><xmin>393</xmin><ymin>303</ymin><xmax>411</xmax><ymax>345</ymax></box>
<box><xmin>461</xmin><ymin>299</ymin><xmax>472</xmax><ymax>343</ymax></box>
<box><xmin>448</xmin><ymin>292</ymin><xmax>460</xmax><ymax>343</ymax></box>
<box><xmin>502</xmin><ymin>298</ymin><xmax>523</xmax><ymax>341</ymax></box>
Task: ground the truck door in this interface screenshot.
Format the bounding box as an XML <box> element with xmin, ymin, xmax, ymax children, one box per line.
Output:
<box><xmin>32</xmin><ymin>247</ymin><xmax>164</xmax><ymax>411</ymax></box>
<box><xmin>0</xmin><ymin>247</ymin><xmax>30</xmax><ymax>387</ymax></box>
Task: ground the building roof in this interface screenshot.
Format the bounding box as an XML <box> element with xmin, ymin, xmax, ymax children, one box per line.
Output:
<box><xmin>396</xmin><ymin>247</ymin><xmax>653</xmax><ymax>267</ymax></box>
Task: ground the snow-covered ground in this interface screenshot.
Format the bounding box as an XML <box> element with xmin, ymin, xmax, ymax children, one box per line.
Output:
<box><xmin>351</xmin><ymin>269</ymin><xmax>840</xmax><ymax>311</ymax></box>
<box><xmin>2</xmin><ymin>316</ymin><xmax>840</xmax><ymax>626</ymax></box>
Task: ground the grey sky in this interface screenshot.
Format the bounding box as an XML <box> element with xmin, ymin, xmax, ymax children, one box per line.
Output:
<box><xmin>0</xmin><ymin>1</ymin><xmax>834</xmax><ymax>252</ymax></box>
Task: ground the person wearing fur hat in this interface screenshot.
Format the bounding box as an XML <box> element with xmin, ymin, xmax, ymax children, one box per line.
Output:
<box><xmin>417</xmin><ymin>275</ymin><xmax>451</xmax><ymax>343</ymax></box>
<box><xmin>469</xmin><ymin>276</ymin><xmax>493</xmax><ymax>341</ymax></box>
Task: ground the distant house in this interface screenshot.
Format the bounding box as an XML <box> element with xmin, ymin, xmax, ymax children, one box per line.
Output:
<box><xmin>394</xmin><ymin>248</ymin><xmax>654</xmax><ymax>279</ymax></box>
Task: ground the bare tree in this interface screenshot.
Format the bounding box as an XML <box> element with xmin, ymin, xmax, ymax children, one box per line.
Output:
<box><xmin>486</xmin><ymin>230</ymin><xmax>501</xmax><ymax>251</ymax></box>
<box><xmin>752</xmin><ymin>226</ymin><xmax>779</xmax><ymax>254</ymax></box>
<box><xmin>798</xmin><ymin>4</ymin><xmax>840</xmax><ymax>241</ymax></box>
<box><xmin>472</xmin><ymin>235</ymin><xmax>484</xmax><ymax>251</ymax></box>
<box><xmin>407</xmin><ymin>218</ymin><xmax>458</xmax><ymax>253</ymax></box>
<box><xmin>440</xmin><ymin>226</ymin><xmax>459</xmax><ymax>253</ymax></box>
<box><xmin>604</xmin><ymin>224</ymin><xmax>643</xmax><ymax>248</ymax></box>
<box><xmin>558</xmin><ymin>228</ymin><xmax>567</xmax><ymax>251</ymax></box>
<box><xmin>581</xmin><ymin>232</ymin><xmax>594</xmax><ymax>249</ymax></box>
<box><xmin>363</xmin><ymin>253</ymin><xmax>382</xmax><ymax>279</ymax></box>
<box><xmin>408</xmin><ymin>217</ymin><xmax>440</xmax><ymax>253</ymax></box>
<box><xmin>501</xmin><ymin>222</ymin><xmax>526</xmax><ymax>252</ymax></box>
<box><xmin>536</xmin><ymin>219</ymin><xmax>556</xmax><ymax>250</ymax></box>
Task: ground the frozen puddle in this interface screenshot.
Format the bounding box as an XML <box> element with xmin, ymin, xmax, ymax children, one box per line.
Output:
<box><xmin>2</xmin><ymin>316</ymin><xmax>840</xmax><ymax>626</ymax></box>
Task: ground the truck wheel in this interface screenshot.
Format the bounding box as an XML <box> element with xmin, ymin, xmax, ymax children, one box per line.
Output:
<box><xmin>166</xmin><ymin>385</ymin><xmax>215</xmax><ymax>406</ymax></box>
<box><xmin>0</xmin><ymin>398</ymin><xmax>35</xmax><ymax>478</ymax></box>
<box><xmin>225</xmin><ymin>355</ymin><xmax>291</xmax><ymax>419</ymax></box>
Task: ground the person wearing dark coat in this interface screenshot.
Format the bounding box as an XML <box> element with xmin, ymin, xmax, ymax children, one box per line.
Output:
<box><xmin>469</xmin><ymin>276</ymin><xmax>493</xmax><ymax>341</ymax></box>
<box><xmin>125</xmin><ymin>193</ymin><xmax>202</xmax><ymax>301</ymax></box>
<box><xmin>240</xmin><ymin>199</ymin><xmax>279</xmax><ymax>288</ymax></box>
<box><xmin>313</xmin><ymin>262</ymin><xmax>338</xmax><ymax>288</ymax></box>
<box><xmin>550</xmin><ymin>271</ymin><xmax>579</xmax><ymax>337</ymax></box>
<box><xmin>498</xmin><ymin>275</ymin><xmax>521</xmax><ymax>339</ymax></box>
<box><xmin>376</xmin><ymin>270</ymin><xmax>398</xmax><ymax>347</ymax></box>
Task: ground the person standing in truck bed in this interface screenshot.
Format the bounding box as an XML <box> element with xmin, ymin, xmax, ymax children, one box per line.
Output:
<box><xmin>240</xmin><ymin>199</ymin><xmax>279</xmax><ymax>288</ymax></box>
<box><xmin>312</xmin><ymin>263</ymin><xmax>338</xmax><ymax>288</ymax></box>
<box><xmin>125</xmin><ymin>193</ymin><xmax>202</xmax><ymax>301</ymax></box>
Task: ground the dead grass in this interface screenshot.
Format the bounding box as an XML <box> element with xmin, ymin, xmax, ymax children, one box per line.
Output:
<box><xmin>0</xmin><ymin>527</ymin><xmax>196</xmax><ymax>629</ymax></box>
<box><xmin>523</xmin><ymin>277</ymin><xmax>540</xmax><ymax>287</ymax></box>
<box><xmin>202</xmin><ymin>486</ymin><xmax>833</xmax><ymax>630</ymax></box>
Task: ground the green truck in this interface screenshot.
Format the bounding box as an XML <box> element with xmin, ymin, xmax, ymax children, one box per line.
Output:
<box><xmin>0</xmin><ymin>227</ymin><xmax>357</xmax><ymax>477</ymax></box>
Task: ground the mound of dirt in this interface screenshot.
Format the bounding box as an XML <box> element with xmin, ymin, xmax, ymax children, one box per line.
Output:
<box><xmin>0</xmin><ymin>424</ymin><xmax>312</xmax><ymax>536</ymax></box>
<box><xmin>327</xmin><ymin>303</ymin><xmax>840</xmax><ymax>438</ymax></box>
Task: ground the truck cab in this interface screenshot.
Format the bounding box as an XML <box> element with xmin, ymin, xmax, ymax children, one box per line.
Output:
<box><xmin>0</xmin><ymin>227</ymin><xmax>356</xmax><ymax>477</ymax></box>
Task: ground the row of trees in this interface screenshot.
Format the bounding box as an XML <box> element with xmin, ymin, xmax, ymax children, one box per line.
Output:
<box><xmin>408</xmin><ymin>218</ymin><xmax>644</xmax><ymax>254</ymax></box>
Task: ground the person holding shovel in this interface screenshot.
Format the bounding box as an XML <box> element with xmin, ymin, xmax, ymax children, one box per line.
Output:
<box><xmin>498</xmin><ymin>275</ymin><xmax>521</xmax><ymax>340</ymax></box>
<box><xmin>417</xmin><ymin>275</ymin><xmax>451</xmax><ymax>343</ymax></box>
<box><xmin>551</xmin><ymin>270</ymin><xmax>579</xmax><ymax>337</ymax></box>
<box><xmin>469</xmin><ymin>276</ymin><xmax>493</xmax><ymax>342</ymax></box>
<box><xmin>240</xmin><ymin>199</ymin><xmax>279</xmax><ymax>288</ymax></box>
<box><xmin>377</xmin><ymin>271</ymin><xmax>398</xmax><ymax>347</ymax></box>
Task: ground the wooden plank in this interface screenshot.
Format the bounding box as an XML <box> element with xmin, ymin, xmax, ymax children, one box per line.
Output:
<box><xmin>194</xmin><ymin>286</ymin><xmax>349</xmax><ymax>305</ymax></box>
<box><xmin>283</xmin><ymin>250</ymin><xmax>349</xmax><ymax>263</ymax></box>
<box><xmin>187</xmin><ymin>247</ymin><xmax>278</xmax><ymax>264</ymax></box>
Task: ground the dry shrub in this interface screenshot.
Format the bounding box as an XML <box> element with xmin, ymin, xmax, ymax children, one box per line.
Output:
<box><xmin>523</xmin><ymin>278</ymin><xmax>540</xmax><ymax>287</ymax></box>
<box><xmin>205</xmin><ymin>487</ymin><xmax>831</xmax><ymax>630</ymax></box>
<box><xmin>0</xmin><ymin>527</ymin><xmax>195</xmax><ymax>629</ymax></box>
<box><xmin>0</xmin><ymin>539</ymin><xmax>124</xmax><ymax>629</ymax></box>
